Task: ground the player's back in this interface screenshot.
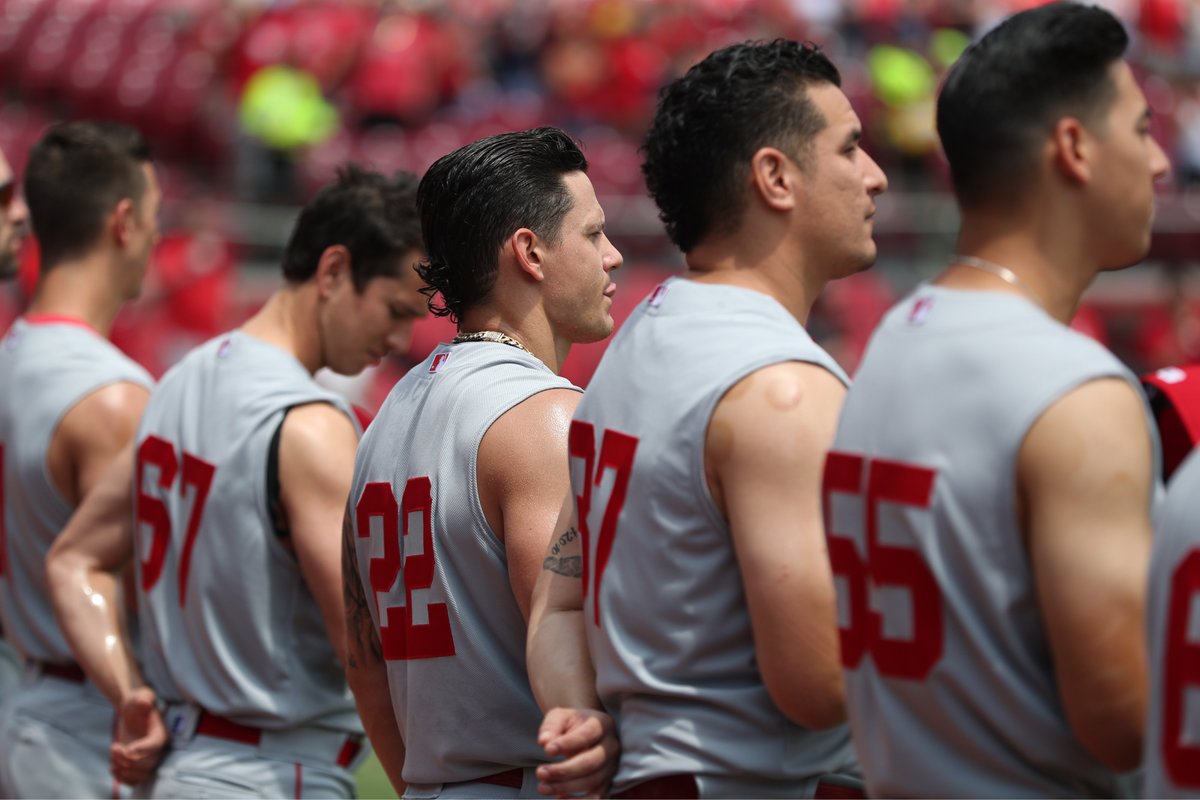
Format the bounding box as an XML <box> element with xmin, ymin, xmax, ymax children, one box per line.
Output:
<box><xmin>574</xmin><ymin>277</ymin><xmax>857</xmax><ymax>796</ymax></box>
<box><xmin>829</xmin><ymin>285</ymin><xmax>1143</xmax><ymax>797</ymax></box>
<box><xmin>0</xmin><ymin>317</ymin><xmax>151</xmax><ymax>662</ymax></box>
<box><xmin>350</xmin><ymin>340</ymin><xmax>576</xmax><ymax>784</ymax></box>
<box><xmin>134</xmin><ymin>331</ymin><xmax>359</xmax><ymax>733</ymax></box>
<box><xmin>1145</xmin><ymin>445</ymin><xmax>1200</xmax><ymax>797</ymax></box>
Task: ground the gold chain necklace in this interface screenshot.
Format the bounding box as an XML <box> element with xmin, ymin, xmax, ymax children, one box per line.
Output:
<box><xmin>951</xmin><ymin>254</ymin><xmax>1038</xmax><ymax>301</ymax></box>
<box><xmin>451</xmin><ymin>330</ymin><xmax>533</xmax><ymax>355</ymax></box>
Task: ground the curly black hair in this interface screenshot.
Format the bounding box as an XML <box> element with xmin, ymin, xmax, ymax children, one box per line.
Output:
<box><xmin>641</xmin><ymin>39</ymin><xmax>839</xmax><ymax>254</ymax></box>
<box><xmin>415</xmin><ymin>127</ymin><xmax>587</xmax><ymax>323</ymax></box>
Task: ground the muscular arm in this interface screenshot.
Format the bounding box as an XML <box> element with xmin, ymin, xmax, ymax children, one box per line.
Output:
<box><xmin>46</xmin><ymin>442</ymin><xmax>142</xmax><ymax>708</ymax></box>
<box><xmin>526</xmin><ymin>493</ymin><xmax>618</xmax><ymax>798</ymax></box>
<box><xmin>707</xmin><ymin>361</ymin><xmax>847</xmax><ymax>730</ymax></box>
<box><xmin>477</xmin><ymin>388</ymin><xmax>581</xmax><ymax>621</ymax></box>
<box><xmin>45</xmin><ymin>382</ymin><xmax>161</xmax><ymax>784</ymax></box>
<box><xmin>1019</xmin><ymin>377</ymin><xmax>1153</xmax><ymax>771</ymax></box>
<box><xmin>49</xmin><ymin>381</ymin><xmax>149</xmax><ymax>505</ymax></box>
<box><xmin>342</xmin><ymin>505</ymin><xmax>406</xmax><ymax>794</ymax></box>
<box><xmin>277</xmin><ymin>403</ymin><xmax>359</xmax><ymax>667</ymax></box>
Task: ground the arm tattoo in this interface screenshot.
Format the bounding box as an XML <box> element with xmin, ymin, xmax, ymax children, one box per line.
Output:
<box><xmin>541</xmin><ymin>526</ymin><xmax>583</xmax><ymax>577</ymax></box>
<box><xmin>342</xmin><ymin>506</ymin><xmax>383</xmax><ymax>668</ymax></box>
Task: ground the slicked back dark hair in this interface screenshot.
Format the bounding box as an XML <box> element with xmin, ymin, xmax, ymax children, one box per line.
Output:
<box><xmin>416</xmin><ymin>127</ymin><xmax>587</xmax><ymax>322</ymax></box>
<box><xmin>642</xmin><ymin>39</ymin><xmax>840</xmax><ymax>254</ymax></box>
<box><xmin>281</xmin><ymin>164</ymin><xmax>423</xmax><ymax>290</ymax></box>
<box><xmin>24</xmin><ymin>121</ymin><xmax>152</xmax><ymax>269</ymax></box>
<box><xmin>937</xmin><ymin>2</ymin><xmax>1129</xmax><ymax>210</ymax></box>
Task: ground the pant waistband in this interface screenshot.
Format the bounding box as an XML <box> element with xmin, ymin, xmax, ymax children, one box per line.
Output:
<box><xmin>167</xmin><ymin>705</ymin><xmax>363</xmax><ymax>769</ymax></box>
<box><xmin>615</xmin><ymin>774</ymin><xmax>866</xmax><ymax>799</ymax></box>
<box><xmin>26</xmin><ymin>660</ymin><xmax>87</xmax><ymax>684</ymax></box>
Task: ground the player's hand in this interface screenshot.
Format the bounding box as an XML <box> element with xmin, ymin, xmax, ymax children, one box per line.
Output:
<box><xmin>111</xmin><ymin>687</ymin><xmax>168</xmax><ymax>786</ymax></box>
<box><xmin>535</xmin><ymin>706</ymin><xmax>619</xmax><ymax>799</ymax></box>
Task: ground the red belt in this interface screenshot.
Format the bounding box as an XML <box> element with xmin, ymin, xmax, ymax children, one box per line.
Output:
<box><xmin>36</xmin><ymin>661</ymin><xmax>87</xmax><ymax>683</ymax></box>
<box><xmin>194</xmin><ymin>711</ymin><xmax>363</xmax><ymax>768</ymax></box>
<box><xmin>615</xmin><ymin>774</ymin><xmax>865</xmax><ymax>799</ymax></box>
<box><xmin>445</xmin><ymin>768</ymin><xmax>525</xmax><ymax>790</ymax></box>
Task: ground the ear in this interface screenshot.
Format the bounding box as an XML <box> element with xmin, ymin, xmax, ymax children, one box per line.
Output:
<box><xmin>1050</xmin><ymin>117</ymin><xmax>1092</xmax><ymax>186</ymax></box>
<box><xmin>111</xmin><ymin>198</ymin><xmax>136</xmax><ymax>246</ymax></box>
<box><xmin>315</xmin><ymin>245</ymin><xmax>352</xmax><ymax>299</ymax></box>
<box><xmin>507</xmin><ymin>228</ymin><xmax>545</xmax><ymax>282</ymax></box>
<box><xmin>749</xmin><ymin>147</ymin><xmax>798</xmax><ymax>212</ymax></box>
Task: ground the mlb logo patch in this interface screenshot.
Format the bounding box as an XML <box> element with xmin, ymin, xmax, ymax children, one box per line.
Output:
<box><xmin>908</xmin><ymin>296</ymin><xmax>935</xmax><ymax>326</ymax></box>
<box><xmin>217</xmin><ymin>339</ymin><xmax>234</xmax><ymax>358</ymax></box>
<box><xmin>429</xmin><ymin>352</ymin><xmax>450</xmax><ymax>373</ymax></box>
<box><xmin>648</xmin><ymin>283</ymin><xmax>670</xmax><ymax>307</ymax></box>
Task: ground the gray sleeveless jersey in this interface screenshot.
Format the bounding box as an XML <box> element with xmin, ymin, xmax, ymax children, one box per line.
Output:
<box><xmin>349</xmin><ymin>341</ymin><xmax>577</xmax><ymax>785</ymax></box>
<box><xmin>0</xmin><ymin>318</ymin><xmax>152</xmax><ymax>662</ymax></box>
<box><xmin>831</xmin><ymin>285</ymin><xmax>1156</xmax><ymax>798</ymax></box>
<box><xmin>134</xmin><ymin>331</ymin><xmax>360</xmax><ymax>733</ymax></box>
<box><xmin>573</xmin><ymin>278</ymin><xmax>857</xmax><ymax>793</ymax></box>
<box><xmin>1145</xmin><ymin>447</ymin><xmax>1200</xmax><ymax>798</ymax></box>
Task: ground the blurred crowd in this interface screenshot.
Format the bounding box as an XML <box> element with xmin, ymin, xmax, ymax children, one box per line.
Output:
<box><xmin>2</xmin><ymin>0</ymin><xmax>1200</xmax><ymax>403</ymax></box>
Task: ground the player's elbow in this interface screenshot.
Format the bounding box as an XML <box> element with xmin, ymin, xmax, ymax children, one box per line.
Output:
<box><xmin>1070</xmin><ymin>715</ymin><xmax>1143</xmax><ymax>773</ymax></box>
<box><xmin>764</xmin><ymin>669</ymin><xmax>847</xmax><ymax>730</ymax></box>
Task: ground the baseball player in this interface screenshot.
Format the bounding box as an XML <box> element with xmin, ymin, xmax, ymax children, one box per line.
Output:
<box><xmin>1144</xmin><ymin>437</ymin><xmax>1200</xmax><ymax>797</ymax></box>
<box><xmin>526</xmin><ymin>41</ymin><xmax>885</xmax><ymax>798</ymax></box>
<box><xmin>0</xmin><ymin>141</ymin><xmax>29</xmax><ymax>703</ymax></box>
<box><xmin>45</xmin><ymin>166</ymin><xmax>427</xmax><ymax>798</ymax></box>
<box><xmin>826</xmin><ymin>4</ymin><xmax>1167</xmax><ymax>796</ymax></box>
<box><xmin>0</xmin><ymin>122</ymin><xmax>158</xmax><ymax>798</ymax></box>
<box><xmin>343</xmin><ymin>127</ymin><xmax>623</xmax><ymax>799</ymax></box>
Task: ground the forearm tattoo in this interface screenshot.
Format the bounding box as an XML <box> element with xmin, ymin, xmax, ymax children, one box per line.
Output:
<box><xmin>542</xmin><ymin>526</ymin><xmax>583</xmax><ymax>577</ymax></box>
<box><xmin>342</xmin><ymin>507</ymin><xmax>383</xmax><ymax>668</ymax></box>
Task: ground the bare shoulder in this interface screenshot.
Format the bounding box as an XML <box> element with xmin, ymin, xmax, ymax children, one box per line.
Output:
<box><xmin>279</xmin><ymin>402</ymin><xmax>359</xmax><ymax>459</ymax></box>
<box><xmin>479</xmin><ymin>388</ymin><xmax>581</xmax><ymax>473</ymax></box>
<box><xmin>61</xmin><ymin>380</ymin><xmax>151</xmax><ymax>439</ymax></box>
<box><xmin>277</xmin><ymin>402</ymin><xmax>359</xmax><ymax>498</ymax></box>
<box><xmin>709</xmin><ymin>361</ymin><xmax>847</xmax><ymax>467</ymax></box>
<box><xmin>1020</xmin><ymin>377</ymin><xmax>1151</xmax><ymax>486</ymax></box>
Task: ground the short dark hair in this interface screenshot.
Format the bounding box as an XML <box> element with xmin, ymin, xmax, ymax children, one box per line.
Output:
<box><xmin>937</xmin><ymin>2</ymin><xmax>1129</xmax><ymax>210</ymax></box>
<box><xmin>416</xmin><ymin>127</ymin><xmax>588</xmax><ymax>322</ymax></box>
<box><xmin>24</xmin><ymin>121</ymin><xmax>152</xmax><ymax>268</ymax></box>
<box><xmin>642</xmin><ymin>39</ymin><xmax>840</xmax><ymax>254</ymax></box>
<box><xmin>281</xmin><ymin>164</ymin><xmax>423</xmax><ymax>290</ymax></box>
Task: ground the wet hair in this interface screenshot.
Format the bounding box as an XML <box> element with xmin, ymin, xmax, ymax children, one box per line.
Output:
<box><xmin>642</xmin><ymin>39</ymin><xmax>840</xmax><ymax>253</ymax></box>
<box><xmin>937</xmin><ymin>2</ymin><xmax>1129</xmax><ymax>210</ymax></box>
<box><xmin>24</xmin><ymin>121</ymin><xmax>152</xmax><ymax>268</ymax></box>
<box><xmin>281</xmin><ymin>164</ymin><xmax>423</xmax><ymax>290</ymax></box>
<box><xmin>415</xmin><ymin>127</ymin><xmax>588</xmax><ymax>322</ymax></box>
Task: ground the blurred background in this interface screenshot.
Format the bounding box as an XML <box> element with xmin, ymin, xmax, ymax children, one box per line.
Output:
<box><xmin>2</xmin><ymin>0</ymin><xmax>1200</xmax><ymax>412</ymax></box>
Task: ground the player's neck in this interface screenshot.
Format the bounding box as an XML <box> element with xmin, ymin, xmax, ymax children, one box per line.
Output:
<box><xmin>26</xmin><ymin>256</ymin><xmax>129</xmax><ymax>337</ymax></box>
<box><xmin>950</xmin><ymin>218</ymin><xmax>1097</xmax><ymax>325</ymax></box>
<box><xmin>456</xmin><ymin>308</ymin><xmax>565</xmax><ymax>374</ymax></box>
<box><xmin>685</xmin><ymin>243</ymin><xmax>822</xmax><ymax>325</ymax></box>
<box><xmin>240</xmin><ymin>286</ymin><xmax>321</xmax><ymax>373</ymax></box>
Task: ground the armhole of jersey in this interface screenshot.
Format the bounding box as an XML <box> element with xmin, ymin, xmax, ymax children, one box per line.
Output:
<box><xmin>265</xmin><ymin>399</ymin><xmax>354</xmax><ymax>540</ymax></box>
<box><xmin>266</xmin><ymin>408</ymin><xmax>290</xmax><ymax>540</ymax></box>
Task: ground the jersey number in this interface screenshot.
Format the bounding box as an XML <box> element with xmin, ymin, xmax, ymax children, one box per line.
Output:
<box><xmin>355</xmin><ymin>478</ymin><xmax>455</xmax><ymax>660</ymax></box>
<box><xmin>1162</xmin><ymin>549</ymin><xmax>1200</xmax><ymax>787</ymax></box>
<box><xmin>823</xmin><ymin>452</ymin><xmax>943</xmax><ymax>680</ymax></box>
<box><xmin>136</xmin><ymin>435</ymin><xmax>216</xmax><ymax>607</ymax></box>
<box><xmin>568</xmin><ymin>421</ymin><xmax>638</xmax><ymax>626</ymax></box>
